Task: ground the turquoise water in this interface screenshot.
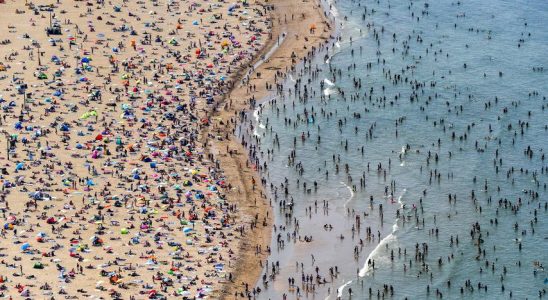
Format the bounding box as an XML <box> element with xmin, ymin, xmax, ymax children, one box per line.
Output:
<box><xmin>248</xmin><ymin>0</ymin><xmax>548</xmax><ymax>299</ymax></box>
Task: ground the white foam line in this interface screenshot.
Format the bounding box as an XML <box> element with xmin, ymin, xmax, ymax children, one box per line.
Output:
<box><xmin>359</xmin><ymin>189</ymin><xmax>406</xmax><ymax>277</ymax></box>
<box><xmin>359</xmin><ymin>233</ymin><xmax>395</xmax><ymax>277</ymax></box>
<box><xmin>324</xmin><ymin>78</ymin><xmax>335</xmax><ymax>86</ymax></box>
<box><xmin>400</xmin><ymin>146</ymin><xmax>407</xmax><ymax>166</ymax></box>
<box><xmin>341</xmin><ymin>181</ymin><xmax>354</xmax><ymax>210</ymax></box>
<box><xmin>252</xmin><ymin>107</ymin><xmax>262</xmax><ymax>137</ymax></box>
<box><xmin>336</xmin><ymin>280</ymin><xmax>353</xmax><ymax>298</ymax></box>
<box><xmin>326</xmin><ymin>0</ymin><xmax>340</xmax><ymax>18</ymax></box>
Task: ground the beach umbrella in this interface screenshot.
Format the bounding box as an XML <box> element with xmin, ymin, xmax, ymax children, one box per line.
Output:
<box><xmin>21</xmin><ymin>243</ymin><xmax>30</xmax><ymax>251</ymax></box>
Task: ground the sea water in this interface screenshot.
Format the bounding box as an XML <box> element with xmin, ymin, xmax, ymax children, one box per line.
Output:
<box><xmin>250</xmin><ymin>0</ymin><xmax>548</xmax><ymax>299</ymax></box>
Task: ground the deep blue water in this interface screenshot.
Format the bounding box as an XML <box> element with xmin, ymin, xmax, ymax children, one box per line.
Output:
<box><xmin>249</xmin><ymin>0</ymin><xmax>548</xmax><ymax>299</ymax></box>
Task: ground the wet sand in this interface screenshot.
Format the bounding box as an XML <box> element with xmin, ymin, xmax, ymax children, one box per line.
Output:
<box><xmin>206</xmin><ymin>0</ymin><xmax>334</xmax><ymax>298</ymax></box>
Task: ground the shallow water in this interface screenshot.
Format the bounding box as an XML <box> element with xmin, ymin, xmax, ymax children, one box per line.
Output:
<box><xmin>250</xmin><ymin>0</ymin><xmax>548</xmax><ymax>299</ymax></box>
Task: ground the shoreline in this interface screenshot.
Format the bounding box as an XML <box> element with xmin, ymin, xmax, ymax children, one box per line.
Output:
<box><xmin>205</xmin><ymin>0</ymin><xmax>335</xmax><ymax>298</ymax></box>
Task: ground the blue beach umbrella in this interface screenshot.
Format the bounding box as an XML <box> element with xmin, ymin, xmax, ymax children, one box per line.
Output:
<box><xmin>21</xmin><ymin>243</ymin><xmax>30</xmax><ymax>251</ymax></box>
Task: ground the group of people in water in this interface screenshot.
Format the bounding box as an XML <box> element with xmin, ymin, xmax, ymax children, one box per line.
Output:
<box><xmin>226</xmin><ymin>0</ymin><xmax>547</xmax><ymax>299</ymax></box>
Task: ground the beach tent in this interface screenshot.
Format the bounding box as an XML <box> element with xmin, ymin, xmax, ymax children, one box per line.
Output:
<box><xmin>15</xmin><ymin>162</ymin><xmax>25</xmax><ymax>171</ymax></box>
<box><xmin>21</xmin><ymin>243</ymin><xmax>30</xmax><ymax>251</ymax></box>
<box><xmin>80</xmin><ymin>110</ymin><xmax>97</xmax><ymax>119</ymax></box>
<box><xmin>33</xmin><ymin>262</ymin><xmax>44</xmax><ymax>269</ymax></box>
<box><xmin>38</xmin><ymin>73</ymin><xmax>48</xmax><ymax>80</ymax></box>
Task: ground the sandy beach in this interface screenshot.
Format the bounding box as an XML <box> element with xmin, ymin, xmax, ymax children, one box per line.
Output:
<box><xmin>0</xmin><ymin>0</ymin><xmax>307</xmax><ymax>298</ymax></box>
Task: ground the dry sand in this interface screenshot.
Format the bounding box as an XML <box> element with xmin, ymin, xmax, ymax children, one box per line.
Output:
<box><xmin>0</xmin><ymin>0</ymin><xmax>270</xmax><ymax>298</ymax></box>
<box><xmin>0</xmin><ymin>0</ymin><xmax>331</xmax><ymax>298</ymax></box>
